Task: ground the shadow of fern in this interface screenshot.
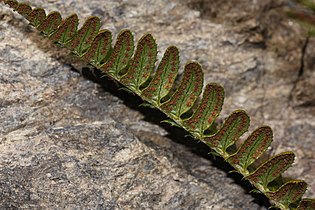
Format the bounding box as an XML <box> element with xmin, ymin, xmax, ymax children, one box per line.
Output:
<box><xmin>79</xmin><ymin>66</ymin><xmax>271</xmax><ymax>209</ymax></box>
<box><xmin>5</xmin><ymin>11</ymin><xmax>270</xmax><ymax>209</ymax></box>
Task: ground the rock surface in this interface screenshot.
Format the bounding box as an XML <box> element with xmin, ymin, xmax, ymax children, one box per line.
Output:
<box><xmin>0</xmin><ymin>0</ymin><xmax>314</xmax><ymax>209</ymax></box>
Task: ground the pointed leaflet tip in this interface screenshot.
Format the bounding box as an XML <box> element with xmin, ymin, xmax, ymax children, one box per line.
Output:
<box><xmin>50</xmin><ymin>14</ymin><xmax>79</xmax><ymax>45</ymax></box>
<box><xmin>37</xmin><ymin>11</ymin><xmax>62</xmax><ymax>36</ymax></box>
<box><xmin>141</xmin><ymin>46</ymin><xmax>179</xmax><ymax>105</ymax></box>
<box><xmin>228</xmin><ymin>126</ymin><xmax>273</xmax><ymax>174</ymax></box>
<box><xmin>246</xmin><ymin>152</ymin><xmax>295</xmax><ymax>189</ymax></box>
<box><xmin>160</xmin><ymin>62</ymin><xmax>203</xmax><ymax>119</ymax></box>
<box><xmin>139</xmin><ymin>102</ymin><xmax>156</xmax><ymax>108</ymax></box>
<box><xmin>184</xmin><ymin>83</ymin><xmax>224</xmax><ymax>136</ymax></box>
<box><xmin>161</xmin><ymin>119</ymin><xmax>181</xmax><ymax>127</ymax></box>
<box><xmin>68</xmin><ymin>16</ymin><xmax>101</xmax><ymax>56</ymax></box>
<box><xmin>204</xmin><ymin>110</ymin><xmax>250</xmax><ymax>156</ymax></box>
<box><xmin>82</xmin><ymin>29</ymin><xmax>112</xmax><ymax>68</ymax></box>
<box><xmin>267</xmin><ymin>180</ymin><xmax>307</xmax><ymax>209</ymax></box>
<box><xmin>120</xmin><ymin>33</ymin><xmax>157</xmax><ymax>93</ymax></box>
<box><xmin>101</xmin><ymin>29</ymin><xmax>134</xmax><ymax>79</ymax></box>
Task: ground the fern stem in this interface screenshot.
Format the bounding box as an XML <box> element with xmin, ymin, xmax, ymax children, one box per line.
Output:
<box><xmin>3</xmin><ymin>1</ymin><xmax>315</xmax><ymax>209</ymax></box>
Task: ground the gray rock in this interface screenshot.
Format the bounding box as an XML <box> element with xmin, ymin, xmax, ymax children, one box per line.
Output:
<box><xmin>0</xmin><ymin>0</ymin><xmax>314</xmax><ymax>209</ymax></box>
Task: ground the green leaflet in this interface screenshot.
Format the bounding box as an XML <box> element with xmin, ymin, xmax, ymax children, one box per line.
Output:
<box><xmin>6</xmin><ymin>0</ymin><xmax>43</xmax><ymax>27</ymax></box>
<box><xmin>50</xmin><ymin>14</ymin><xmax>79</xmax><ymax>45</ymax></box>
<box><xmin>101</xmin><ymin>29</ymin><xmax>134</xmax><ymax>79</ymax></box>
<box><xmin>16</xmin><ymin>3</ymin><xmax>31</xmax><ymax>18</ymax></box>
<box><xmin>184</xmin><ymin>83</ymin><xmax>224</xmax><ymax>137</ymax></box>
<box><xmin>228</xmin><ymin>126</ymin><xmax>273</xmax><ymax>174</ymax></box>
<box><xmin>4</xmin><ymin>0</ymin><xmax>18</xmax><ymax>10</ymax></box>
<box><xmin>247</xmin><ymin>152</ymin><xmax>295</xmax><ymax>189</ymax></box>
<box><xmin>68</xmin><ymin>16</ymin><xmax>101</xmax><ymax>56</ymax></box>
<box><xmin>4</xmin><ymin>1</ymin><xmax>315</xmax><ymax>209</ymax></box>
<box><xmin>297</xmin><ymin>199</ymin><xmax>315</xmax><ymax>210</ymax></box>
<box><xmin>267</xmin><ymin>180</ymin><xmax>307</xmax><ymax>209</ymax></box>
<box><xmin>121</xmin><ymin>34</ymin><xmax>157</xmax><ymax>93</ymax></box>
<box><xmin>160</xmin><ymin>62</ymin><xmax>203</xmax><ymax>119</ymax></box>
<box><xmin>141</xmin><ymin>46</ymin><xmax>179</xmax><ymax>106</ymax></box>
<box><xmin>82</xmin><ymin>30</ymin><xmax>112</xmax><ymax>68</ymax></box>
<box><xmin>28</xmin><ymin>8</ymin><xmax>46</xmax><ymax>27</ymax></box>
<box><xmin>37</xmin><ymin>11</ymin><xmax>62</xmax><ymax>36</ymax></box>
<box><xmin>204</xmin><ymin>110</ymin><xmax>249</xmax><ymax>157</ymax></box>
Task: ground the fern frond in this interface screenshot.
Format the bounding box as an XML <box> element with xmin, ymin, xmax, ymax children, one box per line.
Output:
<box><xmin>3</xmin><ymin>1</ymin><xmax>315</xmax><ymax>209</ymax></box>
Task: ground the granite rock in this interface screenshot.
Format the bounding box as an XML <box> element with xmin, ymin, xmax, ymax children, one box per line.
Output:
<box><xmin>0</xmin><ymin>0</ymin><xmax>314</xmax><ymax>209</ymax></box>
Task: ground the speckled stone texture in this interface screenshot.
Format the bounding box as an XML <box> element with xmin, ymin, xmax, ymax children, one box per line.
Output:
<box><xmin>0</xmin><ymin>0</ymin><xmax>314</xmax><ymax>209</ymax></box>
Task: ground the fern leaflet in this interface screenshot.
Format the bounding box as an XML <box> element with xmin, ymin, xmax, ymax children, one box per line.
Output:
<box><xmin>2</xmin><ymin>1</ymin><xmax>315</xmax><ymax>209</ymax></box>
